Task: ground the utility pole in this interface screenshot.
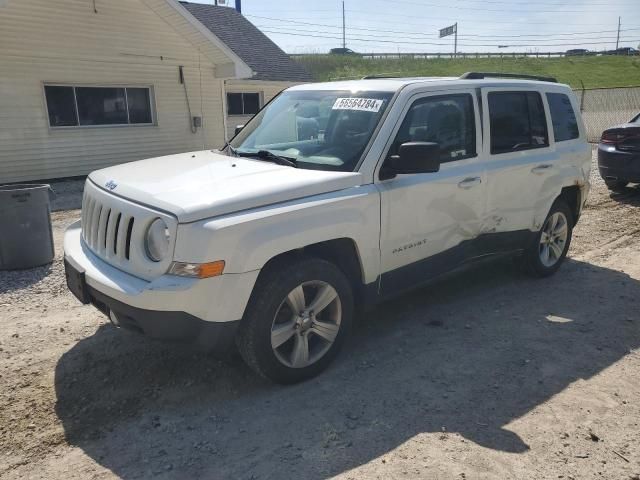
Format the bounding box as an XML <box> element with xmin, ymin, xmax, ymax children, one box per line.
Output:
<box><xmin>454</xmin><ymin>22</ymin><xmax>458</xmax><ymax>58</ymax></box>
<box><xmin>616</xmin><ymin>16</ymin><xmax>621</xmax><ymax>50</ymax></box>
<box><xmin>342</xmin><ymin>1</ymin><xmax>346</xmax><ymax>49</ymax></box>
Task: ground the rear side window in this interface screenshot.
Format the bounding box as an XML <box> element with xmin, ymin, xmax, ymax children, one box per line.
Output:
<box><xmin>391</xmin><ymin>94</ymin><xmax>476</xmax><ymax>163</ymax></box>
<box><xmin>546</xmin><ymin>93</ymin><xmax>579</xmax><ymax>141</ymax></box>
<box><xmin>488</xmin><ymin>91</ymin><xmax>549</xmax><ymax>154</ymax></box>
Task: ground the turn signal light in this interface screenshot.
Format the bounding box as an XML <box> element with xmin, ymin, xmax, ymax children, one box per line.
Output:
<box><xmin>168</xmin><ymin>260</ymin><xmax>225</xmax><ymax>278</ymax></box>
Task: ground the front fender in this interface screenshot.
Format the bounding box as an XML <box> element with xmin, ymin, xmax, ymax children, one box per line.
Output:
<box><xmin>174</xmin><ymin>185</ymin><xmax>381</xmax><ymax>284</ymax></box>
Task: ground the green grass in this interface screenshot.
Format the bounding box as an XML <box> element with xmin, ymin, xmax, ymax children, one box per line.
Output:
<box><xmin>294</xmin><ymin>55</ymin><xmax>640</xmax><ymax>89</ymax></box>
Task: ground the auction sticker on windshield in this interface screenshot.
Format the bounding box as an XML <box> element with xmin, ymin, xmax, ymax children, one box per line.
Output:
<box><xmin>333</xmin><ymin>98</ymin><xmax>384</xmax><ymax>112</ymax></box>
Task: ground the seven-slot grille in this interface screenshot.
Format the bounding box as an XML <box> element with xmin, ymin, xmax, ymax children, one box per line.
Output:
<box><xmin>81</xmin><ymin>193</ymin><xmax>135</xmax><ymax>261</ymax></box>
<box><xmin>80</xmin><ymin>179</ymin><xmax>177</xmax><ymax>280</ymax></box>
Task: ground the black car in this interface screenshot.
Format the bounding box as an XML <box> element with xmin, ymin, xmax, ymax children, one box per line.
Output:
<box><xmin>566</xmin><ymin>49</ymin><xmax>591</xmax><ymax>56</ymax></box>
<box><xmin>329</xmin><ymin>47</ymin><xmax>359</xmax><ymax>55</ymax></box>
<box><xmin>602</xmin><ymin>47</ymin><xmax>639</xmax><ymax>56</ymax></box>
<box><xmin>598</xmin><ymin>112</ymin><xmax>640</xmax><ymax>191</ymax></box>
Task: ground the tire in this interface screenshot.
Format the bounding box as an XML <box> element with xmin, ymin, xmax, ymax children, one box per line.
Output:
<box><xmin>236</xmin><ymin>257</ymin><xmax>354</xmax><ymax>384</ymax></box>
<box><xmin>522</xmin><ymin>199</ymin><xmax>574</xmax><ymax>278</ymax></box>
<box><xmin>604</xmin><ymin>179</ymin><xmax>628</xmax><ymax>192</ymax></box>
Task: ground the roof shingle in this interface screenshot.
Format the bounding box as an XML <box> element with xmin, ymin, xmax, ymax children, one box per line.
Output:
<box><xmin>180</xmin><ymin>2</ymin><xmax>314</xmax><ymax>82</ymax></box>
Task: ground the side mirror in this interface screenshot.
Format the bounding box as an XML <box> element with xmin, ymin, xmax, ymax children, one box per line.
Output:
<box><xmin>381</xmin><ymin>142</ymin><xmax>441</xmax><ymax>179</ymax></box>
<box><xmin>234</xmin><ymin>124</ymin><xmax>245</xmax><ymax>136</ymax></box>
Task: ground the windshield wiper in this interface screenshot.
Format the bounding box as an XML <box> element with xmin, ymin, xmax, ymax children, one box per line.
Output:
<box><xmin>236</xmin><ymin>150</ymin><xmax>297</xmax><ymax>168</ymax></box>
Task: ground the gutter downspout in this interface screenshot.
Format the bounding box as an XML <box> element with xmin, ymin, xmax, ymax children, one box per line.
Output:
<box><xmin>221</xmin><ymin>79</ymin><xmax>229</xmax><ymax>143</ymax></box>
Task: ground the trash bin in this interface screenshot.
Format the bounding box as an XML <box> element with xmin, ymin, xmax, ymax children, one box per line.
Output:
<box><xmin>0</xmin><ymin>184</ymin><xmax>55</xmax><ymax>270</ymax></box>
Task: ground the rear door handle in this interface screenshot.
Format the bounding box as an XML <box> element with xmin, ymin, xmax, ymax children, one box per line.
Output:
<box><xmin>531</xmin><ymin>164</ymin><xmax>554</xmax><ymax>174</ymax></box>
<box><xmin>458</xmin><ymin>177</ymin><xmax>482</xmax><ymax>189</ymax></box>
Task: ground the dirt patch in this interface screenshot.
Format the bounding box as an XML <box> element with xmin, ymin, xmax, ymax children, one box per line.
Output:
<box><xmin>1</xmin><ymin>153</ymin><xmax>639</xmax><ymax>479</ymax></box>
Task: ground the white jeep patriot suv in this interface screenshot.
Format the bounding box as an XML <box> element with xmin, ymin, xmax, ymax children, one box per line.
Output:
<box><xmin>64</xmin><ymin>73</ymin><xmax>591</xmax><ymax>383</ymax></box>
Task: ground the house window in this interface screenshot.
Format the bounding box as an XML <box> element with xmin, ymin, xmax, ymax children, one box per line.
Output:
<box><xmin>44</xmin><ymin>85</ymin><xmax>154</xmax><ymax>127</ymax></box>
<box><xmin>227</xmin><ymin>92</ymin><xmax>261</xmax><ymax>115</ymax></box>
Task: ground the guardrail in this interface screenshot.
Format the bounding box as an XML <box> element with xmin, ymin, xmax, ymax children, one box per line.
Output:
<box><xmin>291</xmin><ymin>51</ymin><xmax>638</xmax><ymax>59</ymax></box>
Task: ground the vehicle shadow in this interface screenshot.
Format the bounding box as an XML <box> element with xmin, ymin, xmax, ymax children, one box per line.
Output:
<box><xmin>54</xmin><ymin>257</ymin><xmax>640</xmax><ymax>479</ymax></box>
<box><xmin>608</xmin><ymin>183</ymin><xmax>640</xmax><ymax>205</ymax></box>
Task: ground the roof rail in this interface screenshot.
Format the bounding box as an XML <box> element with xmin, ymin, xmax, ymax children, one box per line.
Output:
<box><xmin>460</xmin><ymin>72</ymin><xmax>557</xmax><ymax>83</ymax></box>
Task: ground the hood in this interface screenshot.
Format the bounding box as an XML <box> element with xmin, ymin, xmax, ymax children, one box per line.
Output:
<box><xmin>89</xmin><ymin>150</ymin><xmax>364</xmax><ymax>223</ymax></box>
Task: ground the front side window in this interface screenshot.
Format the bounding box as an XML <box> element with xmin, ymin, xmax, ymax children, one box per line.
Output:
<box><xmin>489</xmin><ymin>91</ymin><xmax>549</xmax><ymax>154</ymax></box>
<box><xmin>44</xmin><ymin>85</ymin><xmax>154</xmax><ymax>127</ymax></box>
<box><xmin>230</xmin><ymin>90</ymin><xmax>393</xmax><ymax>172</ymax></box>
<box><xmin>227</xmin><ymin>92</ymin><xmax>261</xmax><ymax>115</ymax></box>
<box><xmin>390</xmin><ymin>94</ymin><xmax>476</xmax><ymax>162</ymax></box>
<box><xmin>546</xmin><ymin>93</ymin><xmax>579</xmax><ymax>142</ymax></box>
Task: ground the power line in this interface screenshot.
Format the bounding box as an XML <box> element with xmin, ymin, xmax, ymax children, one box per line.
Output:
<box><xmin>254</xmin><ymin>25</ymin><xmax>630</xmax><ymax>44</ymax></box>
<box><xmin>247</xmin><ymin>14</ymin><xmax>640</xmax><ymax>38</ymax></box>
<box><xmin>342</xmin><ymin>9</ymin><xmax>629</xmax><ymax>26</ymax></box>
<box><xmin>246</xmin><ymin>11</ymin><xmax>636</xmax><ymax>30</ymax></box>
<box><xmin>258</xmin><ymin>29</ymin><xmax>639</xmax><ymax>48</ymax></box>
<box><xmin>363</xmin><ymin>0</ymin><xmax>585</xmax><ymax>14</ymax></box>
<box><xmin>363</xmin><ymin>0</ymin><xmax>632</xmax><ymax>14</ymax></box>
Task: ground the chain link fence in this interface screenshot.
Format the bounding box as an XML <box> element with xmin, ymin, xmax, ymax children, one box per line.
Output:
<box><xmin>574</xmin><ymin>86</ymin><xmax>640</xmax><ymax>142</ymax></box>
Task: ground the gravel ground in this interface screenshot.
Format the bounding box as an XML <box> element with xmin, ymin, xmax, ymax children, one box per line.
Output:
<box><xmin>1</xmin><ymin>151</ymin><xmax>639</xmax><ymax>479</ymax></box>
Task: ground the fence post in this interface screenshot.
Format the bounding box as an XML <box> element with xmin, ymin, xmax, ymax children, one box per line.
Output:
<box><xmin>579</xmin><ymin>80</ymin><xmax>586</xmax><ymax>112</ymax></box>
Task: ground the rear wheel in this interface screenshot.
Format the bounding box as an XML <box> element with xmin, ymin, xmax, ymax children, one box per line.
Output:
<box><xmin>604</xmin><ymin>179</ymin><xmax>628</xmax><ymax>192</ymax></box>
<box><xmin>236</xmin><ymin>257</ymin><xmax>353</xmax><ymax>384</ymax></box>
<box><xmin>522</xmin><ymin>199</ymin><xmax>573</xmax><ymax>277</ymax></box>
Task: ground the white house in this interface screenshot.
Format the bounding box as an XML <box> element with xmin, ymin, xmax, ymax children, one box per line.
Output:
<box><xmin>180</xmin><ymin>2</ymin><xmax>314</xmax><ymax>139</ymax></box>
<box><xmin>0</xmin><ymin>0</ymin><xmax>258</xmax><ymax>183</ymax></box>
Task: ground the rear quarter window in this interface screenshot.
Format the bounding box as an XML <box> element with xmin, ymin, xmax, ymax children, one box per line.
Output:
<box><xmin>546</xmin><ymin>93</ymin><xmax>580</xmax><ymax>141</ymax></box>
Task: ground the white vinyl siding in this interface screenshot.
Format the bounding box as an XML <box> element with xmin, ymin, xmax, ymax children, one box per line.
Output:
<box><xmin>0</xmin><ymin>0</ymin><xmax>229</xmax><ymax>183</ymax></box>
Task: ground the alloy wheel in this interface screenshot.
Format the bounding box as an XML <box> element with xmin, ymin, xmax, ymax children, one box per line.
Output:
<box><xmin>539</xmin><ymin>211</ymin><xmax>568</xmax><ymax>267</ymax></box>
<box><xmin>270</xmin><ymin>280</ymin><xmax>342</xmax><ymax>369</ymax></box>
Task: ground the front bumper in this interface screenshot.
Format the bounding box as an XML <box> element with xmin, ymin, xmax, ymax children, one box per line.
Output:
<box><xmin>63</xmin><ymin>221</ymin><xmax>259</xmax><ymax>348</ymax></box>
<box><xmin>87</xmin><ymin>284</ymin><xmax>239</xmax><ymax>351</ymax></box>
<box><xmin>598</xmin><ymin>144</ymin><xmax>640</xmax><ymax>183</ymax></box>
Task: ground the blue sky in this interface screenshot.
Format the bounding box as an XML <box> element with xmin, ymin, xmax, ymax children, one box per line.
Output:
<box><xmin>191</xmin><ymin>0</ymin><xmax>640</xmax><ymax>54</ymax></box>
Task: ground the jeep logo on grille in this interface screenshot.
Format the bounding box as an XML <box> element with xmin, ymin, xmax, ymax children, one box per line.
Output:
<box><xmin>105</xmin><ymin>180</ymin><xmax>117</xmax><ymax>191</ymax></box>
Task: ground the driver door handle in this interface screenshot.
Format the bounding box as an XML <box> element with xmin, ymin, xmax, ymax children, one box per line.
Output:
<box><xmin>458</xmin><ymin>177</ymin><xmax>482</xmax><ymax>189</ymax></box>
<box><xmin>531</xmin><ymin>164</ymin><xmax>554</xmax><ymax>175</ymax></box>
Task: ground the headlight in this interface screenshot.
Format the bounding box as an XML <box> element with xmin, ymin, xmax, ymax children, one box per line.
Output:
<box><xmin>145</xmin><ymin>218</ymin><xmax>170</xmax><ymax>262</ymax></box>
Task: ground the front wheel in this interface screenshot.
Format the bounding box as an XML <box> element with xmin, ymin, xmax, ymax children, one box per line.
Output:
<box><xmin>522</xmin><ymin>200</ymin><xmax>573</xmax><ymax>277</ymax></box>
<box><xmin>236</xmin><ymin>257</ymin><xmax>354</xmax><ymax>384</ymax></box>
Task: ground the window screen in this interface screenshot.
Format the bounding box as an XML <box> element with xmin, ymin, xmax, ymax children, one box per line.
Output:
<box><xmin>127</xmin><ymin>88</ymin><xmax>153</xmax><ymax>124</ymax></box>
<box><xmin>227</xmin><ymin>92</ymin><xmax>261</xmax><ymax>115</ymax></box>
<box><xmin>546</xmin><ymin>93</ymin><xmax>579</xmax><ymax>141</ymax></box>
<box><xmin>76</xmin><ymin>87</ymin><xmax>128</xmax><ymax>125</ymax></box>
<box><xmin>391</xmin><ymin>94</ymin><xmax>476</xmax><ymax>162</ymax></box>
<box><xmin>243</xmin><ymin>93</ymin><xmax>260</xmax><ymax>115</ymax></box>
<box><xmin>44</xmin><ymin>86</ymin><xmax>78</xmax><ymax>127</ymax></box>
<box><xmin>44</xmin><ymin>85</ymin><xmax>154</xmax><ymax>127</ymax></box>
<box><xmin>489</xmin><ymin>91</ymin><xmax>549</xmax><ymax>154</ymax></box>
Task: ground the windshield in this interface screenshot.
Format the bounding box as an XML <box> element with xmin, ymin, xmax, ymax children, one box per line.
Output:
<box><xmin>229</xmin><ymin>90</ymin><xmax>394</xmax><ymax>171</ymax></box>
